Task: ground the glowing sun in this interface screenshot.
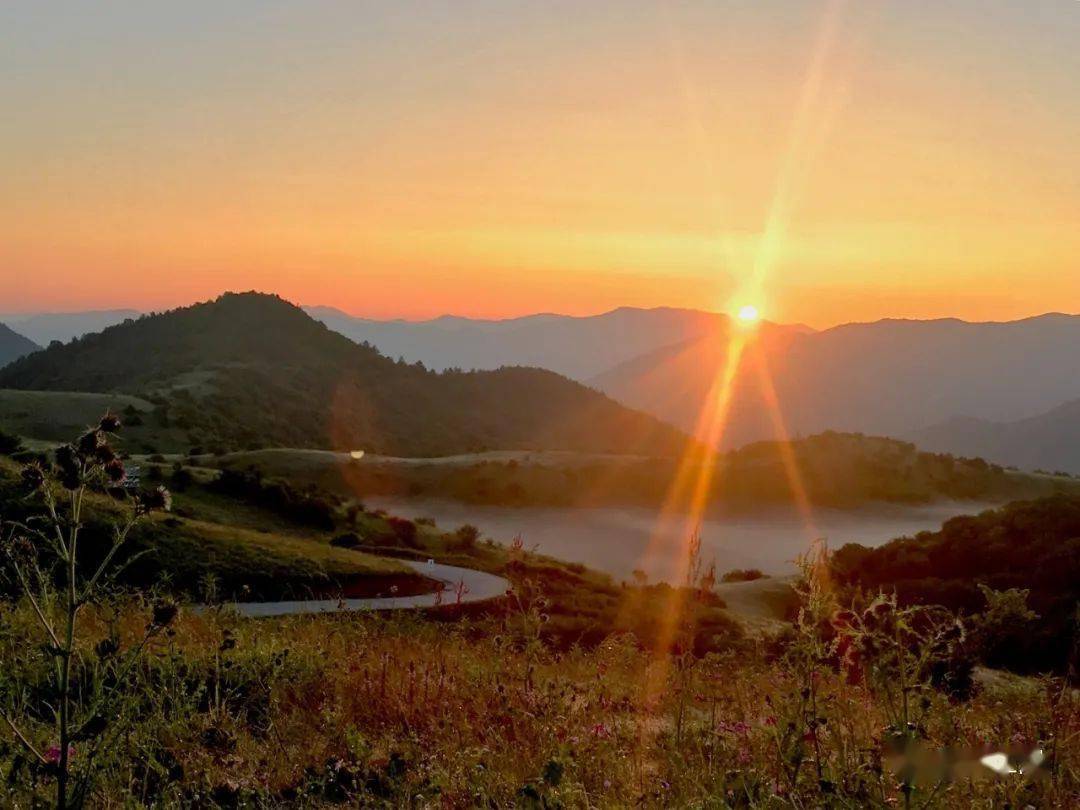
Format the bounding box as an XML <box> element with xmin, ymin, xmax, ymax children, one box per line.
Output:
<box><xmin>737</xmin><ymin>304</ymin><xmax>761</xmax><ymax>325</ymax></box>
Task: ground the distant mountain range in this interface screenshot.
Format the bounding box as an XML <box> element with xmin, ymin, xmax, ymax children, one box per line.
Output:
<box><xmin>0</xmin><ymin>309</ymin><xmax>140</xmax><ymax>346</ymax></box>
<box><xmin>0</xmin><ymin>323</ymin><xmax>39</xmax><ymax>367</ymax></box>
<box><xmin>0</xmin><ymin>293</ymin><xmax>691</xmax><ymax>457</ymax></box>
<box><xmin>590</xmin><ymin>314</ymin><xmax>1080</xmax><ymax>464</ymax></box>
<box><xmin>3</xmin><ymin>299</ymin><xmax>1077</xmax><ymax>472</ymax></box>
<box><xmin>304</xmin><ymin>304</ymin><xmax>809</xmax><ymax>380</ymax></box>
<box><xmin>914</xmin><ymin>398</ymin><xmax>1080</xmax><ymax>475</ymax></box>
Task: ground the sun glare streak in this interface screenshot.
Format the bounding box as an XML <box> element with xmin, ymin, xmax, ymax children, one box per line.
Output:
<box><xmin>658</xmin><ymin>1</ymin><xmax>738</xmax><ymax>291</ymax></box>
<box><xmin>626</xmin><ymin>329</ymin><xmax>750</xmax><ymax>700</ymax></box>
<box><xmin>750</xmin><ymin>342</ymin><xmax>817</xmax><ymax>540</ymax></box>
<box><xmin>626</xmin><ymin>0</ymin><xmax>851</xmax><ymax>709</ymax></box>
<box><xmin>747</xmin><ymin>0</ymin><xmax>851</xmax><ymax>300</ymax></box>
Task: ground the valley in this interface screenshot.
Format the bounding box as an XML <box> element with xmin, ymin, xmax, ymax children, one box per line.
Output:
<box><xmin>360</xmin><ymin>495</ymin><xmax>987</xmax><ymax>583</ymax></box>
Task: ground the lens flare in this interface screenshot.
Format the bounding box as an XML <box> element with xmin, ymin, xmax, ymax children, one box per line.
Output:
<box><xmin>737</xmin><ymin>304</ymin><xmax>760</xmax><ymax>324</ymax></box>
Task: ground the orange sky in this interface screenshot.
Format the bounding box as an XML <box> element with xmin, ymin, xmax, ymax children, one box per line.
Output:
<box><xmin>2</xmin><ymin>2</ymin><xmax>1078</xmax><ymax>327</ymax></box>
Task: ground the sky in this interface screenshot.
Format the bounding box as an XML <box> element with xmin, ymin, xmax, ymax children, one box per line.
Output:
<box><xmin>2</xmin><ymin>1</ymin><xmax>1078</xmax><ymax>327</ymax></box>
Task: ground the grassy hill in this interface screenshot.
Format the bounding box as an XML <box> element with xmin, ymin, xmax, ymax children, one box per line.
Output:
<box><xmin>0</xmin><ymin>456</ymin><xmax>425</xmax><ymax>601</ymax></box>
<box><xmin>177</xmin><ymin>431</ymin><xmax>1080</xmax><ymax>512</ymax></box>
<box><xmin>0</xmin><ymin>389</ymin><xmax>178</xmax><ymax>450</ymax></box>
<box><xmin>0</xmin><ymin>292</ymin><xmax>692</xmax><ymax>457</ymax></box>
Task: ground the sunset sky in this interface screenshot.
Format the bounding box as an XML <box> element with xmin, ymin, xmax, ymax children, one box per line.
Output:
<box><xmin>2</xmin><ymin>1</ymin><xmax>1078</xmax><ymax>327</ymax></box>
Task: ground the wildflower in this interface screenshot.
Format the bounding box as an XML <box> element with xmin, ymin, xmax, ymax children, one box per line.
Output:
<box><xmin>9</xmin><ymin>535</ymin><xmax>35</xmax><ymax>561</ymax></box>
<box><xmin>44</xmin><ymin>744</ymin><xmax>75</xmax><ymax>765</ymax></box>
<box><xmin>136</xmin><ymin>485</ymin><xmax>172</xmax><ymax>515</ymax></box>
<box><xmin>99</xmin><ymin>412</ymin><xmax>122</xmax><ymax>433</ymax></box>
<box><xmin>94</xmin><ymin>443</ymin><xmax>116</xmax><ymax>464</ymax></box>
<box><xmin>20</xmin><ymin>462</ymin><xmax>45</xmax><ymax>491</ymax></box>
<box><xmin>763</xmin><ymin>715</ymin><xmax>778</xmax><ymax>727</ymax></box>
<box><xmin>591</xmin><ymin>723</ymin><xmax>610</xmax><ymax>738</ymax></box>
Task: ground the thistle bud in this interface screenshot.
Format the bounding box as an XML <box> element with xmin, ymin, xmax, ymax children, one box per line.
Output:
<box><xmin>56</xmin><ymin>443</ymin><xmax>81</xmax><ymax>488</ymax></box>
<box><xmin>104</xmin><ymin>458</ymin><xmax>127</xmax><ymax>484</ymax></box>
<box><xmin>77</xmin><ymin>430</ymin><xmax>102</xmax><ymax>458</ymax></box>
<box><xmin>20</xmin><ymin>462</ymin><xmax>45</xmax><ymax>492</ymax></box>
<box><xmin>98</xmin><ymin>413</ymin><xmax>122</xmax><ymax>433</ymax></box>
<box><xmin>136</xmin><ymin>485</ymin><xmax>172</xmax><ymax>515</ymax></box>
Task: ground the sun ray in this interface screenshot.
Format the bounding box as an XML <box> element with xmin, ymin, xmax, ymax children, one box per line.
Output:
<box><xmin>624</xmin><ymin>0</ymin><xmax>853</xmax><ymax>709</ymax></box>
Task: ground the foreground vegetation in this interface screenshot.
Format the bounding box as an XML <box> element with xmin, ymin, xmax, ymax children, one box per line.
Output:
<box><xmin>833</xmin><ymin>494</ymin><xmax>1080</xmax><ymax>674</ymax></box>
<box><xmin>1</xmin><ymin>422</ymin><xmax>1078</xmax><ymax>806</ymax></box>
<box><xmin>2</xmin><ymin>556</ymin><xmax>1076</xmax><ymax>806</ymax></box>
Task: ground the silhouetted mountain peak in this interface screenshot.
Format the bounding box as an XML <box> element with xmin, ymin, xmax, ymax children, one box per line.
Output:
<box><xmin>0</xmin><ymin>293</ymin><xmax>691</xmax><ymax>457</ymax></box>
<box><xmin>0</xmin><ymin>322</ymin><xmax>41</xmax><ymax>368</ymax></box>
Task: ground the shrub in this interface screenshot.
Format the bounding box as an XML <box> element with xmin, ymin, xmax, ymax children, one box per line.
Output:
<box><xmin>387</xmin><ymin>517</ymin><xmax>418</xmax><ymax>547</ymax></box>
<box><xmin>453</xmin><ymin>523</ymin><xmax>481</xmax><ymax>551</ymax></box>
<box><xmin>330</xmin><ymin>533</ymin><xmax>361</xmax><ymax>550</ymax></box>
<box><xmin>721</xmin><ymin>568</ymin><xmax>766</xmax><ymax>583</ymax></box>
<box><xmin>0</xmin><ymin>429</ymin><xmax>24</xmax><ymax>456</ymax></box>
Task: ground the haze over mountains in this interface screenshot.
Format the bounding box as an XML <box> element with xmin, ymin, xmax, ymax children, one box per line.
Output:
<box><xmin>0</xmin><ymin>309</ymin><xmax>140</xmax><ymax>346</ymax></box>
<box><xmin>590</xmin><ymin>314</ymin><xmax>1080</xmax><ymax>463</ymax></box>
<box><xmin>308</xmin><ymin>305</ymin><xmax>1080</xmax><ymax>472</ymax></box>
<box><xmin>2</xmin><ymin>300</ymin><xmax>1077</xmax><ymax>472</ymax></box>
<box><xmin>304</xmin><ymin>304</ymin><xmax>784</xmax><ymax>380</ymax></box>
<box><xmin>914</xmin><ymin>398</ymin><xmax>1080</xmax><ymax>475</ymax></box>
<box><xmin>0</xmin><ymin>323</ymin><xmax>39</xmax><ymax>367</ymax></box>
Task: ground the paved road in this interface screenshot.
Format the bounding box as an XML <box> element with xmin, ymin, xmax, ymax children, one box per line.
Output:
<box><xmin>202</xmin><ymin>560</ymin><xmax>509</xmax><ymax>618</ymax></box>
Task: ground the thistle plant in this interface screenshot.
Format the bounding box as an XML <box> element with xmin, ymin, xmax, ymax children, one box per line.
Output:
<box><xmin>0</xmin><ymin>415</ymin><xmax>172</xmax><ymax>809</ymax></box>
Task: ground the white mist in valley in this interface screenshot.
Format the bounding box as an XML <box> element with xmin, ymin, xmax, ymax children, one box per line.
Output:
<box><xmin>364</xmin><ymin>499</ymin><xmax>988</xmax><ymax>584</ymax></box>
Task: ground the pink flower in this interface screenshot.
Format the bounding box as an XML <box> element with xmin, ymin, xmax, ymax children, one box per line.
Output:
<box><xmin>763</xmin><ymin>715</ymin><xmax>778</xmax><ymax>727</ymax></box>
<box><xmin>591</xmin><ymin>723</ymin><xmax>611</xmax><ymax>739</ymax></box>
<box><xmin>45</xmin><ymin>744</ymin><xmax>75</xmax><ymax>765</ymax></box>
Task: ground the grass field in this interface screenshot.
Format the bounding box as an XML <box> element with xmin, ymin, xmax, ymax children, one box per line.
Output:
<box><xmin>157</xmin><ymin>442</ymin><xmax>1080</xmax><ymax>514</ymax></box>
<box><xmin>0</xmin><ymin>457</ymin><xmax>429</xmax><ymax>602</ymax></box>
<box><xmin>0</xmin><ymin>388</ymin><xmax>193</xmax><ymax>453</ymax></box>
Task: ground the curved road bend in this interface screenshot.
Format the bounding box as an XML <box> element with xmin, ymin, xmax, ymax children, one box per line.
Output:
<box><xmin>202</xmin><ymin>560</ymin><xmax>509</xmax><ymax>619</ymax></box>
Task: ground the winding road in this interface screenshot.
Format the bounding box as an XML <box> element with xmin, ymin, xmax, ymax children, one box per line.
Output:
<box><xmin>209</xmin><ymin>560</ymin><xmax>510</xmax><ymax>618</ymax></box>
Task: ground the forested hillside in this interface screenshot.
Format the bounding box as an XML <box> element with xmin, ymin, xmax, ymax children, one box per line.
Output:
<box><xmin>0</xmin><ymin>293</ymin><xmax>692</xmax><ymax>457</ymax></box>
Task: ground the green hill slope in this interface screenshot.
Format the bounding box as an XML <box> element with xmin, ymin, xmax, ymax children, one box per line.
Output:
<box><xmin>831</xmin><ymin>493</ymin><xmax>1080</xmax><ymax>673</ymax></box>
<box><xmin>0</xmin><ymin>292</ymin><xmax>692</xmax><ymax>457</ymax></box>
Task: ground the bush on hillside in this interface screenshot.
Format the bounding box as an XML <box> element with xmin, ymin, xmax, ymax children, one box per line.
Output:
<box><xmin>0</xmin><ymin>429</ymin><xmax>24</xmax><ymax>456</ymax></box>
<box><xmin>721</xmin><ymin>568</ymin><xmax>766</xmax><ymax>583</ymax></box>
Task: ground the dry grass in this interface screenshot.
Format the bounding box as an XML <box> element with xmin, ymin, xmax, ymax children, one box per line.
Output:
<box><xmin>2</xmin><ymin>595</ymin><xmax>1076</xmax><ymax>808</ymax></box>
